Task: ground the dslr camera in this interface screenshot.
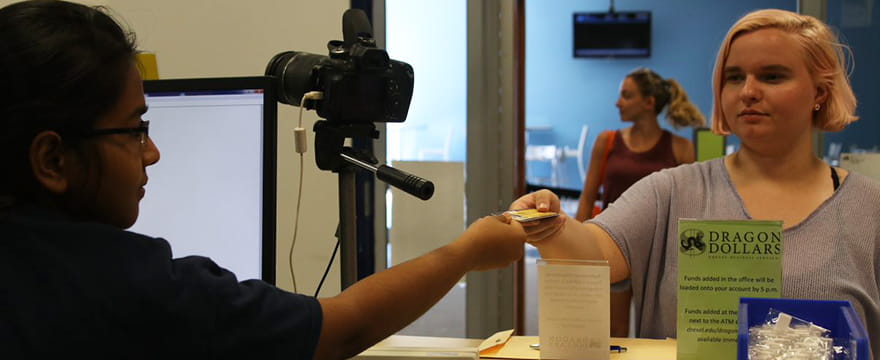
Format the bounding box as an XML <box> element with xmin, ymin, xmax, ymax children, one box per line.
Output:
<box><xmin>265</xmin><ymin>9</ymin><xmax>414</xmax><ymax>124</ymax></box>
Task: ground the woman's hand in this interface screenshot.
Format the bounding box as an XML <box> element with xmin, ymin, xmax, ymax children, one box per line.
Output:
<box><xmin>509</xmin><ymin>189</ymin><xmax>566</xmax><ymax>243</ymax></box>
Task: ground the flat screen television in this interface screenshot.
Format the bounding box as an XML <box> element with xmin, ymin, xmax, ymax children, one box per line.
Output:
<box><xmin>573</xmin><ymin>11</ymin><xmax>651</xmax><ymax>58</ymax></box>
<box><xmin>132</xmin><ymin>76</ymin><xmax>277</xmax><ymax>284</ymax></box>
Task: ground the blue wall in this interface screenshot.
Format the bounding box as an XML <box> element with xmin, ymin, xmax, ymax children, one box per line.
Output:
<box><xmin>526</xmin><ymin>0</ymin><xmax>795</xmax><ymax>190</ymax></box>
<box><xmin>826</xmin><ymin>1</ymin><xmax>880</xmax><ymax>154</ymax></box>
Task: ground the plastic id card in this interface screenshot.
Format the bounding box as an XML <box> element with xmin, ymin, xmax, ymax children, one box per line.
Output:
<box><xmin>506</xmin><ymin>209</ymin><xmax>559</xmax><ymax>222</ymax></box>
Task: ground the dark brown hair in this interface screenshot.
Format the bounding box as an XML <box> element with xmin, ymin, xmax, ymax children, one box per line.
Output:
<box><xmin>0</xmin><ymin>0</ymin><xmax>138</xmax><ymax>207</ymax></box>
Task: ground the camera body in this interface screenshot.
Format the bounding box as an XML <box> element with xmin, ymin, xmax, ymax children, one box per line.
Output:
<box><xmin>266</xmin><ymin>10</ymin><xmax>413</xmax><ymax>124</ymax></box>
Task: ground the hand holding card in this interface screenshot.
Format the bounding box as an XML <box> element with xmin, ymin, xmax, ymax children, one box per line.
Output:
<box><xmin>503</xmin><ymin>209</ymin><xmax>565</xmax><ymax>243</ymax></box>
<box><xmin>508</xmin><ymin>190</ymin><xmax>566</xmax><ymax>243</ymax></box>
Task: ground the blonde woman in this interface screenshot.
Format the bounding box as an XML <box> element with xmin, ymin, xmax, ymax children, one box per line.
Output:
<box><xmin>515</xmin><ymin>9</ymin><xmax>878</xmax><ymax>355</ymax></box>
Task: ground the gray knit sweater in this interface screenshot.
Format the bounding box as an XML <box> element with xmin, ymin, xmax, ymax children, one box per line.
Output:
<box><xmin>591</xmin><ymin>158</ymin><xmax>880</xmax><ymax>357</ymax></box>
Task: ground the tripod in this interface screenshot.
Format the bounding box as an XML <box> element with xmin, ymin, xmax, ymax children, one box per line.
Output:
<box><xmin>313</xmin><ymin>120</ymin><xmax>434</xmax><ymax>289</ymax></box>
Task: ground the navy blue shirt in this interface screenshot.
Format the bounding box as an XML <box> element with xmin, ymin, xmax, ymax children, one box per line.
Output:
<box><xmin>0</xmin><ymin>207</ymin><xmax>322</xmax><ymax>359</ymax></box>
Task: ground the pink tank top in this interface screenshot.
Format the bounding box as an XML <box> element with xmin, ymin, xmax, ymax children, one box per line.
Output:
<box><xmin>600</xmin><ymin>130</ymin><xmax>678</xmax><ymax>208</ymax></box>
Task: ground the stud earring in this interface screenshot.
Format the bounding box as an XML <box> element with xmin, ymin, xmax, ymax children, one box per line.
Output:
<box><xmin>814</xmin><ymin>103</ymin><xmax>821</xmax><ymax>111</ymax></box>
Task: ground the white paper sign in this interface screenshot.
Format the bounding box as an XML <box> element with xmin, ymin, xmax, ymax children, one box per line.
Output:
<box><xmin>537</xmin><ymin>259</ymin><xmax>610</xmax><ymax>360</ymax></box>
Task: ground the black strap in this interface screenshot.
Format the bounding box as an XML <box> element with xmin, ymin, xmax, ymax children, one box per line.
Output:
<box><xmin>831</xmin><ymin>166</ymin><xmax>840</xmax><ymax>191</ymax></box>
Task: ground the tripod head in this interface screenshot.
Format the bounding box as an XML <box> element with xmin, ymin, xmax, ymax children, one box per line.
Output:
<box><xmin>313</xmin><ymin>120</ymin><xmax>433</xmax><ymax>200</ymax></box>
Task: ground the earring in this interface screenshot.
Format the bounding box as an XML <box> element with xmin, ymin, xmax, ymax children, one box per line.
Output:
<box><xmin>814</xmin><ymin>103</ymin><xmax>821</xmax><ymax>111</ymax></box>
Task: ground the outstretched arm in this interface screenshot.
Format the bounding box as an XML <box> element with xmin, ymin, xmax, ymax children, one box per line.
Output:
<box><xmin>512</xmin><ymin>190</ymin><xmax>630</xmax><ymax>283</ymax></box>
<box><xmin>314</xmin><ymin>215</ymin><xmax>525</xmax><ymax>359</ymax></box>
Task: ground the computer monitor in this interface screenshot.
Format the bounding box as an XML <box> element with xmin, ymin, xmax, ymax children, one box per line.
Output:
<box><xmin>132</xmin><ymin>76</ymin><xmax>277</xmax><ymax>284</ymax></box>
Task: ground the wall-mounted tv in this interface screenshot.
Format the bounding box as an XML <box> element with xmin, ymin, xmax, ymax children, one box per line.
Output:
<box><xmin>573</xmin><ymin>11</ymin><xmax>651</xmax><ymax>58</ymax></box>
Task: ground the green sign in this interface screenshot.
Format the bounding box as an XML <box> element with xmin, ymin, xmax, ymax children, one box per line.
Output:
<box><xmin>695</xmin><ymin>128</ymin><xmax>727</xmax><ymax>162</ymax></box>
<box><xmin>676</xmin><ymin>219</ymin><xmax>783</xmax><ymax>360</ymax></box>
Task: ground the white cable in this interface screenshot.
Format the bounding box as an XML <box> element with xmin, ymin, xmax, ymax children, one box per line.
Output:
<box><xmin>289</xmin><ymin>91</ymin><xmax>323</xmax><ymax>293</ymax></box>
<box><xmin>294</xmin><ymin>91</ymin><xmax>323</xmax><ymax>154</ymax></box>
<box><xmin>290</xmin><ymin>155</ymin><xmax>303</xmax><ymax>293</ymax></box>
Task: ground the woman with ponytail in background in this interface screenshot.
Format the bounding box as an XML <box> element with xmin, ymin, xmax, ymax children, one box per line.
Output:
<box><xmin>575</xmin><ymin>68</ymin><xmax>705</xmax><ymax>336</ymax></box>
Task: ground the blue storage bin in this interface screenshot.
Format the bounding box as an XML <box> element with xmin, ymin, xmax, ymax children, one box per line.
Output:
<box><xmin>737</xmin><ymin>297</ymin><xmax>870</xmax><ymax>360</ymax></box>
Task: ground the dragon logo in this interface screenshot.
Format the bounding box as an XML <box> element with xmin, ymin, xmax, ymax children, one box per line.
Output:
<box><xmin>679</xmin><ymin>228</ymin><xmax>706</xmax><ymax>255</ymax></box>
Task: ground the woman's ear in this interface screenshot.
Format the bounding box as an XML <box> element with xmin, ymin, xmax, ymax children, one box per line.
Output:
<box><xmin>29</xmin><ymin>131</ymin><xmax>70</xmax><ymax>194</ymax></box>
<box><xmin>815</xmin><ymin>83</ymin><xmax>830</xmax><ymax>106</ymax></box>
<box><xmin>644</xmin><ymin>95</ymin><xmax>657</xmax><ymax>111</ymax></box>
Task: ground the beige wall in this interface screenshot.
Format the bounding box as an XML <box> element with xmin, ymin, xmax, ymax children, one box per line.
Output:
<box><xmin>0</xmin><ymin>0</ymin><xmax>350</xmax><ymax>296</ymax></box>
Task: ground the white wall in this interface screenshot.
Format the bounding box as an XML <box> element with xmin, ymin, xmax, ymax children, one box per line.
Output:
<box><xmin>0</xmin><ymin>0</ymin><xmax>349</xmax><ymax>296</ymax></box>
<box><xmin>117</xmin><ymin>0</ymin><xmax>350</xmax><ymax>297</ymax></box>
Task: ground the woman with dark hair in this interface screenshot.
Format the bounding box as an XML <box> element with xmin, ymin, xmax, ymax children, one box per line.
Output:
<box><xmin>0</xmin><ymin>0</ymin><xmax>143</xmax><ymax>215</ymax></box>
<box><xmin>0</xmin><ymin>1</ymin><xmax>527</xmax><ymax>359</ymax></box>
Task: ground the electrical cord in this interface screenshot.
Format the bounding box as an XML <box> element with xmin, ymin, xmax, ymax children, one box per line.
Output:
<box><xmin>289</xmin><ymin>91</ymin><xmax>322</xmax><ymax>293</ymax></box>
<box><xmin>315</xmin><ymin>237</ymin><xmax>339</xmax><ymax>297</ymax></box>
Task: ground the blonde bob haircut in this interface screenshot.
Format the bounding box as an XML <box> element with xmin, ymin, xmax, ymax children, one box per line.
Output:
<box><xmin>711</xmin><ymin>9</ymin><xmax>858</xmax><ymax>134</ymax></box>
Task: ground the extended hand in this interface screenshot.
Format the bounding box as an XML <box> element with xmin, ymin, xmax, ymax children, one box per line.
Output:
<box><xmin>509</xmin><ymin>189</ymin><xmax>566</xmax><ymax>243</ymax></box>
<box><xmin>456</xmin><ymin>214</ymin><xmax>525</xmax><ymax>271</ymax></box>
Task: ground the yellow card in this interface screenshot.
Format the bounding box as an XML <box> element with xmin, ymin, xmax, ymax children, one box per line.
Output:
<box><xmin>506</xmin><ymin>209</ymin><xmax>559</xmax><ymax>222</ymax></box>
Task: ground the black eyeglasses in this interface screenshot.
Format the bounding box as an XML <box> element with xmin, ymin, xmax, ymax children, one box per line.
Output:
<box><xmin>78</xmin><ymin>120</ymin><xmax>150</xmax><ymax>146</ymax></box>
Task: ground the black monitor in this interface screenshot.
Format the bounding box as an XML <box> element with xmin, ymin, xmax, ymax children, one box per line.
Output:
<box><xmin>133</xmin><ymin>76</ymin><xmax>277</xmax><ymax>284</ymax></box>
<box><xmin>573</xmin><ymin>11</ymin><xmax>651</xmax><ymax>58</ymax></box>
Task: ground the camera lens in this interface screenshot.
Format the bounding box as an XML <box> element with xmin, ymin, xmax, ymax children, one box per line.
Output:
<box><xmin>265</xmin><ymin>51</ymin><xmax>326</xmax><ymax>105</ymax></box>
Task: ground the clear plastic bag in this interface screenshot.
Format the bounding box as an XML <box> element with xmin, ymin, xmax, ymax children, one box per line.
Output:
<box><xmin>747</xmin><ymin>309</ymin><xmax>851</xmax><ymax>360</ymax></box>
